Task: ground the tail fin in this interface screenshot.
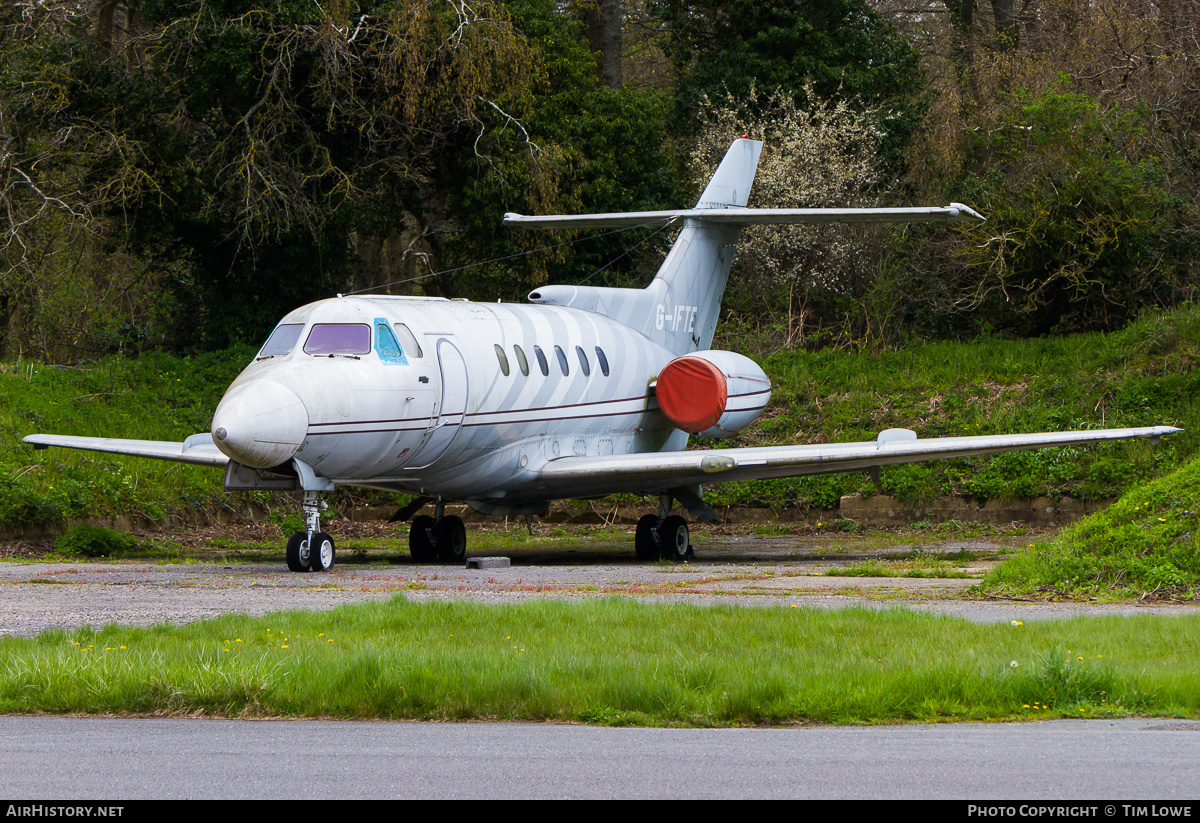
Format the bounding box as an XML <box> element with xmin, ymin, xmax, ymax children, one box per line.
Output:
<box><xmin>505</xmin><ymin>138</ymin><xmax>982</xmax><ymax>354</ymax></box>
<box><xmin>642</xmin><ymin>138</ymin><xmax>763</xmax><ymax>353</ymax></box>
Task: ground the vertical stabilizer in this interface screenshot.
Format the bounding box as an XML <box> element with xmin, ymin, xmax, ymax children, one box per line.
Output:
<box><xmin>514</xmin><ymin>139</ymin><xmax>765</xmax><ymax>355</ymax></box>
<box><xmin>696</xmin><ymin>138</ymin><xmax>762</xmax><ymax>209</ymax></box>
<box><xmin>645</xmin><ymin>138</ymin><xmax>762</xmax><ymax>354</ymax></box>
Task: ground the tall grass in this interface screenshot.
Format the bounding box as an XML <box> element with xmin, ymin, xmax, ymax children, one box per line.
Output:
<box><xmin>1</xmin><ymin>598</ymin><xmax>1195</xmax><ymax>724</ymax></box>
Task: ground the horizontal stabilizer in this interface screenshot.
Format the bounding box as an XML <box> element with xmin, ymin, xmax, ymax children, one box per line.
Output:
<box><xmin>503</xmin><ymin>204</ymin><xmax>985</xmax><ymax>230</ymax></box>
<box><xmin>23</xmin><ymin>433</ymin><xmax>229</xmax><ymax>468</ymax></box>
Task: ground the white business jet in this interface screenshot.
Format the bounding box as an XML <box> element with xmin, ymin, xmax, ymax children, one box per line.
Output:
<box><xmin>25</xmin><ymin>139</ymin><xmax>1180</xmax><ymax>571</ymax></box>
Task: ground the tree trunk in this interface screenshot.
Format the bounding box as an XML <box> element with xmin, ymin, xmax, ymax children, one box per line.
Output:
<box><xmin>584</xmin><ymin>0</ymin><xmax>623</xmax><ymax>89</ymax></box>
<box><xmin>991</xmin><ymin>0</ymin><xmax>1018</xmax><ymax>49</ymax></box>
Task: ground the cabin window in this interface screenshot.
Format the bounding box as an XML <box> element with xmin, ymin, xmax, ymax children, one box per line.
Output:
<box><xmin>494</xmin><ymin>344</ymin><xmax>511</xmax><ymax>376</ymax></box>
<box><xmin>393</xmin><ymin>323</ymin><xmax>423</xmax><ymax>358</ymax></box>
<box><xmin>554</xmin><ymin>345</ymin><xmax>569</xmax><ymax>376</ymax></box>
<box><xmin>595</xmin><ymin>346</ymin><xmax>610</xmax><ymax>377</ymax></box>
<box><xmin>258</xmin><ymin>324</ymin><xmax>304</xmax><ymax>357</ymax></box>
<box><xmin>575</xmin><ymin>346</ymin><xmax>591</xmax><ymax>376</ymax></box>
<box><xmin>303</xmin><ymin>324</ymin><xmax>371</xmax><ymax>355</ymax></box>
<box><xmin>375</xmin><ymin>319</ymin><xmax>408</xmax><ymax>365</ymax></box>
<box><xmin>533</xmin><ymin>345</ymin><xmax>549</xmax><ymax>376</ymax></box>
<box><xmin>513</xmin><ymin>345</ymin><xmax>530</xmax><ymax>376</ymax></box>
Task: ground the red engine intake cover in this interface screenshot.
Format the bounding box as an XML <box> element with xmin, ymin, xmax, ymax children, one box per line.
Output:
<box><xmin>656</xmin><ymin>355</ymin><xmax>728</xmax><ymax>433</ymax></box>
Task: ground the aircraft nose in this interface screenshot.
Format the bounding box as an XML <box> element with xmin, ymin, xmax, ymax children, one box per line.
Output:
<box><xmin>211</xmin><ymin>380</ymin><xmax>308</xmax><ymax>468</ymax></box>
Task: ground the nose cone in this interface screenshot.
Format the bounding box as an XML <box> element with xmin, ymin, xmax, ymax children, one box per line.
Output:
<box><xmin>211</xmin><ymin>380</ymin><xmax>308</xmax><ymax>468</ymax></box>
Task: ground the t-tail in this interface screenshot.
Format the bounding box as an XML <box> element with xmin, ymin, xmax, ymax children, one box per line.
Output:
<box><xmin>504</xmin><ymin>137</ymin><xmax>983</xmax><ymax>354</ymax></box>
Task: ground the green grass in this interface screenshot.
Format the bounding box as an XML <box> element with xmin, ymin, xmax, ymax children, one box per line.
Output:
<box><xmin>824</xmin><ymin>556</ymin><xmax>978</xmax><ymax>579</ymax></box>
<box><xmin>707</xmin><ymin>302</ymin><xmax>1199</xmax><ymax>509</ymax></box>
<box><xmin>2</xmin><ymin>302</ymin><xmax>1198</xmax><ymax>532</ymax></box>
<box><xmin>1</xmin><ymin>597</ymin><xmax>1195</xmax><ymax>723</ymax></box>
<box><xmin>979</xmin><ymin>456</ymin><xmax>1200</xmax><ymax>599</ymax></box>
<box><xmin>0</xmin><ymin>345</ymin><xmax>406</xmax><ymax>531</ymax></box>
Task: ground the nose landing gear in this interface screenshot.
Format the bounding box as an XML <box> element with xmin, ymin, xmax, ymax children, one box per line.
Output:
<box><xmin>285</xmin><ymin>490</ymin><xmax>336</xmax><ymax>572</ymax></box>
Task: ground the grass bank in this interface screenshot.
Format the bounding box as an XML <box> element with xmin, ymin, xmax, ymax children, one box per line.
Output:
<box><xmin>2</xmin><ymin>303</ymin><xmax>1196</xmax><ymax>531</ymax></box>
<box><xmin>0</xmin><ymin>597</ymin><xmax>1195</xmax><ymax>724</ymax></box>
<box><xmin>979</xmin><ymin>456</ymin><xmax>1200</xmax><ymax>600</ymax></box>
<box><xmin>709</xmin><ymin>303</ymin><xmax>1198</xmax><ymax>508</ymax></box>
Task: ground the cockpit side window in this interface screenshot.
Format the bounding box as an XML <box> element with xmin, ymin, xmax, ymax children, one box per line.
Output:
<box><xmin>258</xmin><ymin>324</ymin><xmax>305</xmax><ymax>358</ymax></box>
<box><xmin>393</xmin><ymin>323</ymin><xmax>423</xmax><ymax>358</ymax></box>
<box><xmin>375</xmin><ymin>318</ymin><xmax>408</xmax><ymax>365</ymax></box>
<box><xmin>303</xmin><ymin>324</ymin><xmax>371</xmax><ymax>355</ymax></box>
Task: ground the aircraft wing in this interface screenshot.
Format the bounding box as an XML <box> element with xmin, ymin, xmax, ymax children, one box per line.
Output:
<box><xmin>22</xmin><ymin>433</ymin><xmax>229</xmax><ymax>468</ymax></box>
<box><xmin>537</xmin><ymin>426</ymin><xmax>1181</xmax><ymax>492</ymax></box>
<box><xmin>503</xmin><ymin>204</ymin><xmax>984</xmax><ymax>230</ymax></box>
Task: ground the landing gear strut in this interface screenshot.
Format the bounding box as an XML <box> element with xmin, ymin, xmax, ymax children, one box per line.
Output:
<box><xmin>408</xmin><ymin>501</ymin><xmax>467</xmax><ymax>564</ymax></box>
<box><xmin>634</xmin><ymin>495</ymin><xmax>694</xmax><ymax>562</ymax></box>
<box><xmin>286</xmin><ymin>490</ymin><xmax>336</xmax><ymax>572</ymax></box>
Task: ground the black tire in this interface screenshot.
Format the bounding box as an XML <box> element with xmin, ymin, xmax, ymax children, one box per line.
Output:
<box><xmin>286</xmin><ymin>532</ymin><xmax>311</xmax><ymax>573</ymax></box>
<box><xmin>658</xmin><ymin>515</ymin><xmax>690</xmax><ymax>562</ymax></box>
<box><xmin>409</xmin><ymin>515</ymin><xmax>437</xmax><ymax>562</ymax></box>
<box><xmin>635</xmin><ymin>514</ymin><xmax>661</xmax><ymax>561</ymax></box>
<box><xmin>309</xmin><ymin>531</ymin><xmax>336</xmax><ymax>571</ymax></box>
<box><xmin>434</xmin><ymin>515</ymin><xmax>467</xmax><ymax>564</ymax></box>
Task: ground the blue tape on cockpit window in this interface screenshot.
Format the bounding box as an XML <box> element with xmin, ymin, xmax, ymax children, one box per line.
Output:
<box><xmin>374</xmin><ymin>318</ymin><xmax>409</xmax><ymax>365</ymax></box>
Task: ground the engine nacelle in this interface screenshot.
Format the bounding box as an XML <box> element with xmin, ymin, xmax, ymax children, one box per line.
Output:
<box><xmin>654</xmin><ymin>350</ymin><xmax>772</xmax><ymax>438</ymax></box>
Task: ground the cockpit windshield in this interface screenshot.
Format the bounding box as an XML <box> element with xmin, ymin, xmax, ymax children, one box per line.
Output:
<box><xmin>303</xmin><ymin>324</ymin><xmax>371</xmax><ymax>355</ymax></box>
<box><xmin>258</xmin><ymin>324</ymin><xmax>305</xmax><ymax>357</ymax></box>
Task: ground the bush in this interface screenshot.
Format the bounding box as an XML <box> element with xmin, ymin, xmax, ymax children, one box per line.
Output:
<box><xmin>54</xmin><ymin>525</ymin><xmax>139</xmax><ymax>558</ymax></box>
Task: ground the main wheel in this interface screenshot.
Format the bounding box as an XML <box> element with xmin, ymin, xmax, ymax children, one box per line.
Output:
<box><xmin>286</xmin><ymin>532</ymin><xmax>312</xmax><ymax>573</ymax></box>
<box><xmin>434</xmin><ymin>515</ymin><xmax>467</xmax><ymax>564</ymax></box>
<box><xmin>409</xmin><ymin>515</ymin><xmax>437</xmax><ymax>562</ymax></box>
<box><xmin>635</xmin><ymin>514</ymin><xmax>661</xmax><ymax>561</ymax></box>
<box><xmin>658</xmin><ymin>515</ymin><xmax>690</xmax><ymax>562</ymax></box>
<box><xmin>310</xmin><ymin>531</ymin><xmax>336</xmax><ymax>571</ymax></box>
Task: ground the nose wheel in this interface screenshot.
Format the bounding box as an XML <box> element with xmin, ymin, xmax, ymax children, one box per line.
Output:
<box><xmin>286</xmin><ymin>530</ymin><xmax>336</xmax><ymax>572</ymax></box>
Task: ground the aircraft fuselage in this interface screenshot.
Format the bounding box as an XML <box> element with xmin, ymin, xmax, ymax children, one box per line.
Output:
<box><xmin>211</xmin><ymin>294</ymin><xmax>686</xmax><ymax>511</ymax></box>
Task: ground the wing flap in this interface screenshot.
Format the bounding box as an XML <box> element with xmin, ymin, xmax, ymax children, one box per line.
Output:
<box><xmin>23</xmin><ymin>433</ymin><xmax>229</xmax><ymax>468</ymax></box>
<box><xmin>537</xmin><ymin>426</ymin><xmax>1180</xmax><ymax>493</ymax></box>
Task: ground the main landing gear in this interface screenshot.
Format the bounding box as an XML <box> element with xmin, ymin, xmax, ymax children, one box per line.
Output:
<box><xmin>286</xmin><ymin>490</ymin><xmax>336</xmax><ymax>572</ymax></box>
<box><xmin>634</xmin><ymin>495</ymin><xmax>695</xmax><ymax>562</ymax></box>
<box><xmin>408</xmin><ymin>501</ymin><xmax>467</xmax><ymax>564</ymax></box>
